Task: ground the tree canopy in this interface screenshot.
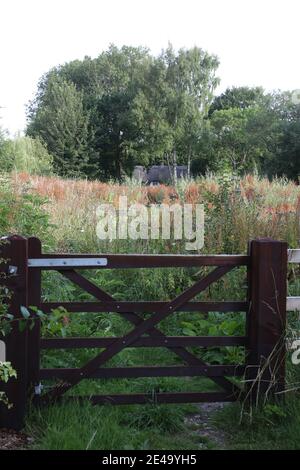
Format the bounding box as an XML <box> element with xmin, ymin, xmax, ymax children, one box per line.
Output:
<box><xmin>26</xmin><ymin>45</ymin><xmax>300</xmax><ymax>181</ymax></box>
<box><xmin>26</xmin><ymin>44</ymin><xmax>220</xmax><ymax>180</ymax></box>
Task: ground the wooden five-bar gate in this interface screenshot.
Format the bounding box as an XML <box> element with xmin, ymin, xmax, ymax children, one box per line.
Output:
<box><xmin>0</xmin><ymin>235</ymin><xmax>289</xmax><ymax>430</ymax></box>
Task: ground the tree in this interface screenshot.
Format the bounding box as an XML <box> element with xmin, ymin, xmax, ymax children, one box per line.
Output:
<box><xmin>267</xmin><ymin>98</ymin><xmax>300</xmax><ymax>180</ymax></box>
<box><xmin>160</xmin><ymin>45</ymin><xmax>219</xmax><ymax>181</ymax></box>
<box><xmin>192</xmin><ymin>88</ymin><xmax>300</xmax><ymax>177</ymax></box>
<box><xmin>26</xmin><ymin>44</ymin><xmax>220</xmax><ymax>180</ymax></box>
<box><xmin>275</xmin><ymin>121</ymin><xmax>300</xmax><ymax>180</ymax></box>
<box><xmin>129</xmin><ymin>56</ymin><xmax>173</xmax><ymax>167</ymax></box>
<box><xmin>194</xmin><ymin>106</ymin><xmax>279</xmax><ymax>175</ymax></box>
<box><xmin>90</xmin><ymin>45</ymin><xmax>153</xmax><ymax>180</ymax></box>
<box><xmin>208</xmin><ymin>86</ymin><xmax>265</xmax><ymax>116</ymax></box>
<box><xmin>27</xmin><ymin>75</ymin><xmax>90</xmax><ymax>177</ymax></box>
<box><xmin>1</xmin><ymin>136</ymin><xmax>53</xmax><ymax>175</ymax></box>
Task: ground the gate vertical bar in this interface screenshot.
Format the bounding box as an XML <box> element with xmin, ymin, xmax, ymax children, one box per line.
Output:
<box><xmin>27</xmin><ymin>237</ymin><xmax>42</xmax><ymax>400</ymax></box>
<box><xmin>246</xmin><ymin>238</ymin><xmax>287</xmax><ymax>403</ymax></box>
<box><xmin>0</xmin><ymin>236</ymin><xmax>28</xmax><ymax>430</ymax></box>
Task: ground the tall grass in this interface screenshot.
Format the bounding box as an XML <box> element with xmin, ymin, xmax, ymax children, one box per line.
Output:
<box><xmin>1</xmin><ymin>171</ymin><xmax>300</xmax><ymax>450</ymax></box>
<box><xmin>10</xmin><ymin>171</ymin><xmax>300</xmax><ymax>253</ymax></box>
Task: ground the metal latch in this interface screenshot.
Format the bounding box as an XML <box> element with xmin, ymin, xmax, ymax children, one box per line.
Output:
<box><xmin>34</xmin><ymin>383</ymin><xmax>43</xmax><ymax>395</ymax></box>
<box><xmin>8</xmin><ymin>265</ymin><xmax>18</xmax><ymax>275</ymax></box>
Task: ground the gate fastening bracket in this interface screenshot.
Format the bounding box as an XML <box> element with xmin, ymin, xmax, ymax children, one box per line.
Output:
<box><xmin>8</xmin><ymin>265</ymin><xmax>18</xmax><ymax>275</ymax></box>
<box><xmin>34</xmin><ymin>383</ymin><xmax>43</xmax><ymax>395</ymax></box>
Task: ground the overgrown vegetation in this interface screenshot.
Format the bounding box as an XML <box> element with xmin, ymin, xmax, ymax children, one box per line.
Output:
<box><xmin>23</xmin><ymin>44</ymin><xmax>300</xmax><ymax>180</ymax></box>
<box><xmin>0</xmin><ymin>172</ymin><xmax>299</xmax><ymax>449</ymax></box>
<box><xmin>0</xmin><ymin>136</ymin><xmax>53</xmax><ymax>176</ymax></box>
<box><xmin>1</xmin><ymin>46</ymin><xmax>299</xmax><ymax>181</ymax></box>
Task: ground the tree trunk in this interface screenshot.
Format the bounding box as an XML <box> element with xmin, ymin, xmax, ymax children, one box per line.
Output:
<box><xmin>115</xmin><ymin>153</ymin><xmax>122</xmax><ymax>182</ymax></box>
<box><xmin>116</xmin><ymin>132</ymin><xmax>123</xmax><ymax>182</ymax></box>
<box><xmin>166</xmin><ymin>153</ymin><xmax>172</xmax><ymax>184</ymax></box>
<box><xmin>187</xmin><ymin>149</ymin><xmax>191</xmax><ymax>178</ymax></box>
<box><xmin>172</xmin><ymin>149</ymin><xmax>177</xmax><ymax>185</ymax></box>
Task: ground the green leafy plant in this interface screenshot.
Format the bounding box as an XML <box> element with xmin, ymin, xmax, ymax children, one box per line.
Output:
<box><xmin>181</xmin><ymin>312</ymin><xmax>245</xmax><ymax>364</ymax></box>
<box><xmin>263</xmin><ymin>403</ymin><xmax>288</xmax><ymax>422</ymax></box>
<box><xmin>0</xmin><ymin>361</ymin><xmax>17</xmax><ymax>408</ymax></box>
<box><xmin>19</xmin><ymin>305</ymin><xmax>71</xmax><ymax>338</ymax></box>
<box><xmin>0</xmin><ymin>174</ymin><xmax>54</xmax><ymax>246</ymax></box>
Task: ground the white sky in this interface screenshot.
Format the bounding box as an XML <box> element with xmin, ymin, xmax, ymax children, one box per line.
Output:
<box><xmin>0</xmin><ymin>0</ymin><xmax>299</xmax><ymax>135</ymax></box>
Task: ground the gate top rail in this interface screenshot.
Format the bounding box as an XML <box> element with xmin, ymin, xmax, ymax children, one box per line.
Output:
<box><xmin>26</xmin><ymin>249</ymin><xmax>300</xmax><ymax>268</ymax></box>
<box><xmin>27</xmin><ymin>253</ymin><xmax>250</xmax><ymax>269</ymax></box>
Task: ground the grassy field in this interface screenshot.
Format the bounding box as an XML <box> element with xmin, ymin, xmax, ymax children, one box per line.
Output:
<box><xmin>1</xmin><ymin>171</ymin><xmax>300</xmax><ymax>450</ymax></box>
<box><xmin>10</xmin><ymin>171</ymin><xmax>300</xmax><ymax>253</ymax></box>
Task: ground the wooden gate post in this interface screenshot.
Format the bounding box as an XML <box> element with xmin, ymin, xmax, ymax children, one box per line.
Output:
<box><xmin>246</xmin><ymin>238</ymin><xmax>287</xmax><ymax>403</ymax></box>
<box><xmin>0</xmin><ymin>235</ymin><xmax>29</xmax><ymax>430</ymax></box>
<box><xmin>27</xmin><ymin>237</ymin><xmax>42</xmax><ymax>398</ymax></box>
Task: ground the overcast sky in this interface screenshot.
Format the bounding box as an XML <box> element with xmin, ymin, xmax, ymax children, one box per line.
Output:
<box><xmin>0</xmin><ymin>0</ymin><xmax>299</xmax><ymax>135</ymax></box>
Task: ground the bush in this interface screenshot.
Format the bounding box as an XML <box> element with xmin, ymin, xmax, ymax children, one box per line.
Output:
<box><xmin>0</xmin><ymin>136</ymin><xmax>53</xmax><ymax>175</ymax></box>
<box><xmin>0</xmin><ymin>174</ymin><xmax>53</xmax><ymax>244</ymax></box>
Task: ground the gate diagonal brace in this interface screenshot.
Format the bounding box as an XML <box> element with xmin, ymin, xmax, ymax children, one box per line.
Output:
<box><xmin>41</xmin><ymin>266</ymin><xmax>240</xmax><ymax>404</ymax></box>
<box><xmin>60</xmin><ymin>269</ymin><xmax>240</xmax><ymax>395</ymax></box>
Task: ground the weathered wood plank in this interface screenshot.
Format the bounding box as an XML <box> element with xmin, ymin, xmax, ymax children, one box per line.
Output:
<box><xmin>27</xmin><ymin>237</ymin><xmax>42</xmax><ymax>393</ymax></box>
<box><xmin>246</xmin><ymin>238</ymin><xmax>287</xmax><ymax>400</ymax></box>
<box><xmin>40</xmin><ymin>365</ymin><xmax>247</xmax><ymax>380</ymax></box>
<box><xmin>0</xmin><ymin>236</ymin><xmax>28</xmax><ymax>430</ymax></box>
<box><xmin>73</xmin><ymin>392</ymin><xmax>236</xmax><ymax>405</ymax></box>
<box><xmin>40</xmin><ymin>335</ymin><xmax>247</xmax><ymax>349</ymax></box>
<box><xmin>59</xmin><ymin>270</ymin><xmax>240</xmax><ymax>395</ymax></box>
<box><xmin>28</xmin><ymin>253</ymin><xmax>249</xmax><ymax>269</ymax></box>
<box><xmin>40</xmin><ymin>266</ymin><xmax>237</xmax><ymax>404</ymax></box>
<box><xmin>40</xmin><ymin>301</ymin><xmax>248</xmax><ymax>313</ymax></box>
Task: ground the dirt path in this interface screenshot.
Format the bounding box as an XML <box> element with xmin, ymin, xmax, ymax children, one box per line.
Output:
<box><xmin>1</xmin><ymin>403</ymin><xmax>229</xmax><ymax>450</ymax></box>
<box><xmin>185</xmin><ymin>402</ymin><xmax>229</xmax><ymax>449</ymax></box>
<box><xmin>0</xmin><ymin>429</ymin><xmax>32</xmax><ymax>450</ymax></box>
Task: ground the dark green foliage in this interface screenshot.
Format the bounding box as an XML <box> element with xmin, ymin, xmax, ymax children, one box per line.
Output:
<box><xmin>27</xmin><ymin>75</ymin><xmax>90</xmax><ymax>177</ymax></box>
<box><xmin>194</xmin><ymin>88</ymin><xmax>300</xmax><ymax>178</ymax></box>
<box><xmin>0</xmin><ymin>136</ymin><xmax>53</xmax><ymax>175</ymax></box>
<box><xmin>0</xmin><ymin>60</ymin><xmax>294</xmax><ymax>182</ymax></box>
<box><xmin>26</xmin><ymin>44</ymin><xmax>220</xmax><ymax>180</ymax></box>
<box><xmin>0</xmin><ymin>175</ymin><xmax>54</xmax><ymax>251</ymax></box>
<box><xmin>269</xmin><ymin>117</ymin><xmax>300</xmax><ymax>179</ymax></box>
<box><xmin>208</xmin><ymin>86</ymin><xmax>265</xmax><ymax>115</ymax></box>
